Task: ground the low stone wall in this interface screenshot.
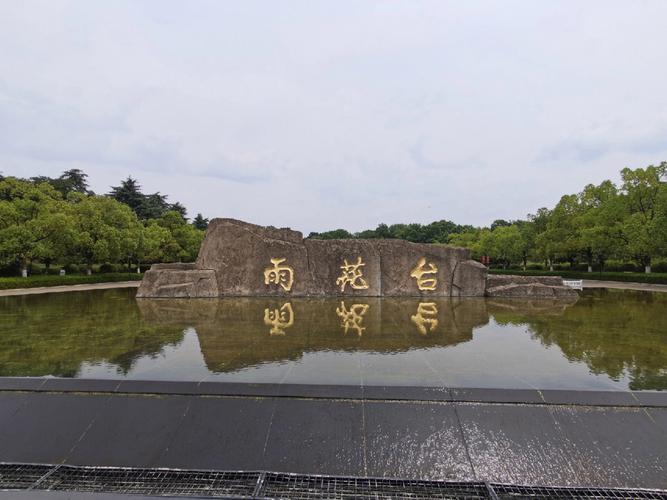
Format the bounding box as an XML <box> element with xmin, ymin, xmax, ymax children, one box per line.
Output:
<box><xmin>485</xmin><ymin>274</ymin><xmax>579</xmax><ymax>299</ymax></box>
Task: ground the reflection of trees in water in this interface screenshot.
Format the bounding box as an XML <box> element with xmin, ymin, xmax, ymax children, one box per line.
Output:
<box><xmin>490</xmin><ymin>290</ymin><xmax>667</xmax><ymax>390</ymax></box>
<box><xmin>0</xmin><ymin>289</ymin><xmax>185</xmax><ymax>377</ymax></box>
<box><xmin>4</xmin><ymin>289</ymin><xmax>664</xmax><ymax>389</ymax></box>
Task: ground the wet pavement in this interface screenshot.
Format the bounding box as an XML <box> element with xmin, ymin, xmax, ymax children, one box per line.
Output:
<box><xmin>0</xmin><ymin>379</ymin><xmax>665</xmax><ymax>490</ymax></box>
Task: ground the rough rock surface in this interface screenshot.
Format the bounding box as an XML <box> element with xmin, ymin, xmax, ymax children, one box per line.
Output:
<box><xmin>139</xmin><ymin>218</ymin><xmax>487</xmax><ymax>297</ymax></box>
<box><xmin>136</xmin><ymin>264</ymin><xmax>218</xmax><ymax>298</ymax></box>
<box><xmin>485</xmin><ymin>274</ymin><xmax>579</xmax><ymax>299</ymax></box>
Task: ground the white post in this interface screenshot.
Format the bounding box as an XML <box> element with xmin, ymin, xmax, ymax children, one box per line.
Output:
<box><xmin>588</xmin><ymin>265</ymin><xmax>592</xmax><ymax>273</ymax></box>
<box><xmin>645</xmin><ymin>265</ymin><xmax>652</xmax><ymax>274</ymax></box>
<box><xmin>21</xmin><ymin>268</ymin><xmax>28</xmax><ymax>278</ymax></box>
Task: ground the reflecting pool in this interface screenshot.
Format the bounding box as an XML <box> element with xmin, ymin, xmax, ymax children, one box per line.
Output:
<box><xmin>1</xmin><ymin>288</ymin><xmax>666</xmax><ymax>390</ymax></box>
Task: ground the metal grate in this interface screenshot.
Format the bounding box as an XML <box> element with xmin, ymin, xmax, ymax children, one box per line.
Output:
<box><xmin>0</xmin><ymin>463</ymin><xmax>54</xmax><ymax>490</ymax></box>
<box><xmin>1</xmin><ymin>462</ymin><xmax>666</xmax><ymax>499</ymax></box>
<box><xmin>261</xmin><ymin>472</ymin><xmax>489</xmax><ymax>499</ymax></box>
<box><xmin>40</xmin><ymin>465</ymin><xmax>259</xmax><ymax>498</ymax></box>
<box><xmin>492</xmin><ymin>484</ymin><xmax>667</xmax><ymax>499</ymax></box>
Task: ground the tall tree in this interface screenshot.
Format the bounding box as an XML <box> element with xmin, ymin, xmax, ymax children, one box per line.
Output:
<box><xmin>619</xmin><ymin>162</ymin><xmax>667</xmax><ymax>273</ymax></box>
<box><xmin>192</xmin><ymin>213</ymin><xmax>209</xmax><ymax>230</ymax></box>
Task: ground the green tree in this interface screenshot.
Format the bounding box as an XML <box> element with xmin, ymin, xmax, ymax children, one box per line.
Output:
<box><xmin>192</xmin><ymin>213</ymin><xmax>209</xmax><ymax>231</ymax></box>
<box><xmin>69</xmin><ymin>194</ymin><xmax>141</xmax><ymax>274</ymax></box>
<box><xmin>577</xmin><ymin>181</ymin><xmax>625</xmax><ymax>272</ymax></box>
<box><xmin>0</xmin><ymin>178</ymin><xmax>71</xmax><ymax>276</ymax></box>
<box><xmin>619</xmin><ymin>162</ymin><xmax>667</xmax><ymax>273</ymax></box>
<box><xmin>157</xmin><ymin>211</ymin><xmax>204</xmax><ymax>262</ymax></box>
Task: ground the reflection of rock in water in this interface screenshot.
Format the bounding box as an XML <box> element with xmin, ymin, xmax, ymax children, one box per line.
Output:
<box><xmin>137</xmin><ymin>298</ymin><xmax>490</xmax><ymax>373</ymax></box>
<box><xmin>486</xmin><ymin>298</ymin><xmax>578</xmax><ymax>317</ymax></box>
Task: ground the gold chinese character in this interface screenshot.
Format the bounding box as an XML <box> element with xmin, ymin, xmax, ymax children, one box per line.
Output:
<box><xmin>336</xmin><ymin>302</ymin><xmax>369</xmax><ymax>337</ymax></box>
<box><xmin>264</xmin><ymin>257</ymin><xmax>295</xmax><ymax>292</ymax></box>
<box><xmin>264</xmin><ymin>302</ymin><xmax>294</xmax><ymax>335</ymax></box>
<box><xmin>336</xmin><ymin>256</ymin><xmax>369</xmax><ymax>292</ymax></box>
<box><xmin>410</xmin><ymin>257</ymin><xmax>438</xmax><ymax>291</ymax></box>
<box><xmin>411</xmin><ymin>302</ymin><xmax>438</xmax><ymax>335</ymax></box>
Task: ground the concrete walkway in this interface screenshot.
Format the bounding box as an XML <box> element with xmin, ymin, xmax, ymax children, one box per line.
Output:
<box><xmin>0</xmin><ymin>379</ymin><xmax>665</xmax><ymax>489</ymax></box>
<box><xmin>1</xmin><ymin>278</ymin><xmax>666</xmax><ymax>297</ymax></box>
<box><xmin>0</xmin><ymin>281</ymin><xmax>139</xmax><ymax>297</ymax></box>
<box><xmin>583</xmin><ymin>279</ymin><xmax>667</xmax><ymax>293</ymax></box>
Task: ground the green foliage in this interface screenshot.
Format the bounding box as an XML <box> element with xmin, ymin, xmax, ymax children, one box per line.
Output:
<box><xmin>192</xmin><ymin>213</ymin><xmax>209</xmax><ymax>230</ymax></box>
<box><xmin>448</xmin><ymin>162</ymin><xmax>667</xmax><ymax>273</ymax></box>
<box><xmin>308</xmin><ymin>220</ymin><xmax>472</xmax><ymax>243</ymax></box>
<box><xmin>0</xmin><ymin>171</ymin><xmax>207</xmax><ymax>277</ymax></box>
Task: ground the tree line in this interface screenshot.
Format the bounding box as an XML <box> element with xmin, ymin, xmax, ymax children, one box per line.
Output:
<box><xmin>0</xmin><ymin>169</ymin><xmax>210</xmax><ymax>276</ymax></box>
<box><xmin>311</xmin><ymin>163</ymin><xmax>667</xmax><ymax>273</ymax></box>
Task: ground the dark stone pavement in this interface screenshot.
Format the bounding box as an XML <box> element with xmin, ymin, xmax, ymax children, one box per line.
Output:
<box><xmin>0</xmin><ymin>379</ymin><xmax>665</xmax><ymax>490</ymax></box>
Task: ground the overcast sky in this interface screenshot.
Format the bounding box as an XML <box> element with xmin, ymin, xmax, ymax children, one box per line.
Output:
<box><xmin>1</xmin><ymin>1</ymin><xmax>666</xmax><ymax>233</ymax></box>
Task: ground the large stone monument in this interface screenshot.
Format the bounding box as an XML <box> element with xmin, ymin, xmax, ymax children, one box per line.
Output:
<box><xmin>137</xmin><ymin>218</ymin><xmax>578</xmax><ymax>299</ymax></box>
<box><xmin>137</xmin><ymin>218</ymin><xmax>488</xmax><ymax>298</ymax></box>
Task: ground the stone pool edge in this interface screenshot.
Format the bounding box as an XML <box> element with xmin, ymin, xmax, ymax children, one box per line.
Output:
<box><xmin>0</xmin><ymin>377</ymin><xmax>664</xmax><ymax>408</ymax></box>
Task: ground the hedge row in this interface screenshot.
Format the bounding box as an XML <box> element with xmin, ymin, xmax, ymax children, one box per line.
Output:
<box><xmin>487</xmin><ymin>269</ymin><xmax>667</xmax><ymax>285</ymax></box>
<box><xmin>0</xmin><ymin>273</ymin><xmax>143</xmax><ymax>290</ymax></box>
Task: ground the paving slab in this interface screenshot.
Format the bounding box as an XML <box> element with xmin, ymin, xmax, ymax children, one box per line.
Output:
<box><xmin>450</xmin><ymin>388</ymin><xmax>544</xmax><ymax>404</ymax></box>
<box><xmin>0</xmin><ymin>393</ymin><xmax>109</xmax><ymax>464</ymax></box>
<box><xmin>0</xmin><ymin>377</ymin><xmax>47</xmax><ymax>391</ymax></box>
<box><xmin>632</xmin><ymin>391</ymin><xmax>667</xmax><ymax>407</ymax></box>
<box><xmin>455</xmin><ymin>402</ymin><xmax>584</xmax><ymax>486</ymax></box>
<box><xmin>363</xmin><ymin>400</ymin><xmax>473</xmax><ymax>481</ymax></box>
<box><xmin>157</xmin><ymin>395</ymin><xmax>275</xmax><ymax>470</ymax></box>
<box><xmin>42</xmin><ymin>378</ymin><xmax>121</xmax><ymax>393</ymax></box>
<box><xmin>67</xmin><ymin>394</ymin><xmax>190</xmax><ymax>467</ymax></box>
<box><xmin>550</xmin><ymin>405</ymin><xmax>667</xmax><ymax>489</ymax></box>
<box><xmin>363</xmin><ymin>385</ymin><xmax>450</xmax><ymax>401</ymax></box>
<box><xmin>540</xmin><ymin>389</ymin><xmax>637</xmax><ymax>407</ymax></box>
<box><xmin>114</xmin><ymin>380</ymin><xmax>203</xmax><ymax>395</ymax></box>
<box><xmin>261</xmin><ymin>398</ymin><xmax>366</xmax><ymax>476</ymax></box>
<box><xmin>278</xmin><ymin>383</ymin><xmax>363</xmax><ymax>400</ymax></box>
<box><xmin>0</xmin><ymin>390</ymin><xmax>665</xmax><ymax>489</ymax></box>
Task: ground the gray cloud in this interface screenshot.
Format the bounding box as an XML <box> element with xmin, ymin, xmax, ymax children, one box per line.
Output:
<box><xmin>1</xmin><ymin>0</ymin><xmax>666</xmax><ymax>232</ymax></box>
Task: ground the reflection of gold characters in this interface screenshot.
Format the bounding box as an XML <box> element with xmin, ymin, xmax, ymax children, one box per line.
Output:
<box><xmin>264</xmin><ymin>258</ymin><xmax>295</xmax><ymax>292</ymax></box>
<box><xmin>410</xmin><ymin>257</ymin><xmax>438</xmax><ymax>291</ymax></box>
<box><xmin>336</xmin><ymin>257</ymin><xmax>369</xmax><ymax>292</ymax></box>
<box><xmin>264</xmin><ymin>303</ymin><xmax>295</xmax><ymax>335</ymax></box>
<box><xmin>411</xmin><ymin>302</ymin><xmax>438</xmax><ymax>335</ymax></box>
<box><xmin>336</xmin><ymin>301</ymin><xmax>369</xmax><ymax>337</ymax></box>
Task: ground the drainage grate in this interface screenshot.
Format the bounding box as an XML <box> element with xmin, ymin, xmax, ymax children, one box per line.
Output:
<box><xmin>0</xmin><ymin>463</ymin><xmax>54</xmax><ymax>490</ymax></box>
<box><xmin>41</xmin><ymin>465</ymin><xmax>259</xmax><ymax>498</ymax></box>
<box><xmin>261</xmin><ymin>472</ymin><xmax>489</xmax><ymax>499</ymax></box>
<box><xmin>1</xmin><ymin>462</ymin><xmax>666</xmax><ymax>499</ymax></box>
<box><xmin>493</xmin><ymin>484</ymin><xmax>667</xmax><ymax>499</ymax></box>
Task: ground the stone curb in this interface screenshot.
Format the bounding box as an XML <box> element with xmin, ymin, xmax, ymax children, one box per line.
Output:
<box><xmin>0</xmin><ymin>377</ymin><xmax>665</xmax><ymax>407</ymax></box>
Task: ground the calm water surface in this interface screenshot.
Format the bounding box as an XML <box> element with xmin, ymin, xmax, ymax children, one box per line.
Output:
<box><xmin>1</xmin><ymin>289</ymin><xmax>666</xmax><ymax>391</ymax></box>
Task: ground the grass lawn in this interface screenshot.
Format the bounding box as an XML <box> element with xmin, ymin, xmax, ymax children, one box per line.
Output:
<box><xmin>488</xmin><ymin>268</ymin><xmax>667</xmax><ymax>285</ymax></box>
<box><xmin>0</xmin><ymin>273</ymin><xmax>143</xmax><ymax>290</ymax></box>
